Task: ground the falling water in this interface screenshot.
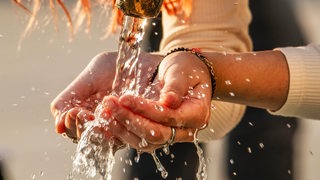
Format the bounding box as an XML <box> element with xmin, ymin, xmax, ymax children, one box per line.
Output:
<box><xmin>70</xmin><ymin>15</ymin><xmax>169</xmax><ymax>180</ymax></box>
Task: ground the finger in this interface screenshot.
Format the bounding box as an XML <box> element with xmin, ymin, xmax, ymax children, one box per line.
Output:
<box><xmin>55</xmin><ymin>111</ymin><xmax>67</xmax><ymax>134</ymax></box>
<box><xmin>158</xmin><ymin>64</ymin><xmax>191</xmax><ymax>109</ymax></box>
<box><xmin>108</xmin><ymin>119</ymin><xmax>160</xmax><ymax>152</ymax></box>
<box><xmin>63</xmin><ymin>108</ymin><xmax>95</xmax><ymax>140</ymax></box>
<box><xmin>102</xmin><ymin>97</ymin><xmax>197</xmax><ymax>151</ymax></box>
<box><xmin>119</xmin><ymin>95</ymin><xmax>209</xmax><ymax>128</ymax></box>
<box><xmin>103</xmin><ymin>96</ymin><xmax>171</xmax><ymax>144</ymax></box>
<box><xmin>104</xmin><ymin>96</ymin><xmax>199</xmax><ymax>145</ymax></box>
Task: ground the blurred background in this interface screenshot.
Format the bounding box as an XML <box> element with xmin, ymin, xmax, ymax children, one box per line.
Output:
<box><xmin>0</xmin><ymin>0</ymin><xmax>319</xmax><ymax>180</ymax></box>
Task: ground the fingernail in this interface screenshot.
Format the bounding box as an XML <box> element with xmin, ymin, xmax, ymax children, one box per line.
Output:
<box><xmin>160</xmin><ymin>91</ymin><xmax>180</xmax><ymax>109</ymax></box>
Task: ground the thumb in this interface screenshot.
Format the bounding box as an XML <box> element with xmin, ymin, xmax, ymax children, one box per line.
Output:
<box><xmin>159</xmin><ymin>70</ymin><xmax>189</xmax><ymax>109</ymax></box>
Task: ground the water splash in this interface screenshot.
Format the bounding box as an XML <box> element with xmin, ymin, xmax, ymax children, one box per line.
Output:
<box><xmin>71</xmin><ymin>16</ymin><xmax>147</xmax><ymax>180</ymax></box>
<box><xmin>71</xmin><ymin>109</ymin><xmax>115</xmax><ymax>180</ymax></box>
<box><xmin>151</xmin><ymin>151</ymin><xmax>169</xmax><ymax>179</ymax></box>
<box><xmin>194</xmin><ymin>129</ymin><xmax>207</xmax><ymax>180</ymax></box>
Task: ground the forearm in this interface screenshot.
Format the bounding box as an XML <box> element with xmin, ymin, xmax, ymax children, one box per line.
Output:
<box><xmin>203</xmin><ymin>50</ymin><xmax>289</xmax><ymax>111</ymax></box>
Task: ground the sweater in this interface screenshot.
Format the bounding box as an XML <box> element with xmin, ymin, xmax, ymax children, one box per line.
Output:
<box><xmin>274</xmin><ymin>44</ymin><xmax>320</xmax><ymax>120</ymax></box>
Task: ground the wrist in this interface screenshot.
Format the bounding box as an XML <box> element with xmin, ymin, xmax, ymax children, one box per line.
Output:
<box><xmin>164</xmin><ymin>47</ymin><xmax>216</xmax><ymax>98</ymax></box>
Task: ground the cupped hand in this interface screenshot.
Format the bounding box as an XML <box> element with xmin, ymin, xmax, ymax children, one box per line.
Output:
<box><xmin>50</xmin><ymin>51</ymin><xmax>162</xmax><ymax>143</ymax></box>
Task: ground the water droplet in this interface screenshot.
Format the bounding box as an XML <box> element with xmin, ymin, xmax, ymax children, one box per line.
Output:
<box><xmin>184</xmin><ymin>161</ymin><xmax>188</xmax><ymax>166</ymax></box>
<box><xmin>230</xmin><ymin>159</ymin><xmax>234</xmax><ymax>165</ymax></box>
<box><xmin>125</xmin><ymin>159</ymin><xmax>132</xmax><ymax>166</ymax></box>
<box><xmin>150</xmin><ymin>129</ymin><xmax>155</xmax><ymax>136</ymax></box>
<box><xmin>125</xmin><ymin>119</ymin><xmax>130</xmax><ymax>125</ymax></box>
<box><xmin>152</xmin><ymin>22</ymin><xmax>156</xmax><ymax>26</ymax></box>
<box><xmin>170</xmin><ymin>153</ymin><xmax>175</xmax><ymax>159</ymax></box>
<box><xmin>247</xmin><ymin>147</ymin><xmax>252</xmax><ymax>153</ymax></box>
<box><xmin>225</xmin><ymin>80</ymin><xmax>232</xmax><ymax>85</ymax></box>
<box><xmin>245</xmin><ymin>78</ymin><xmax>251</xmax><ymax>82</ymax></box>
<box><xmin>139</xmin><ymin>138</ymin><xmax>148</xmax><ymax>148</ymax></box>
<box><xmin>288</xmin><ymin>169</ymin><xmax>292</xmax><ymax>175</ymax></box>
<box><xmin>197</xmin><ymin>92</ymin><xmax>206</xmax><ymax>99</ymax></box>
<box><xmin>286</xmin><ymin>123</ymin><xmax>291</xmax><ymax>128</ymax></box>
<box><xmin>31</xmin><ymin>174</ymin><xmax>36</xmax><ymax>179</ymax></box>
<box><xmin>237</xmin><ymin>141</ymin><xmax>241</xmax><ymax>145</ymax></box>
<box><xmin>154</xmin><ymin>104</ymin><xmax>164</xmax><ymax>112</ymax></box>
<box><xmin>188</xmin><ymin>90</ymin><xmax>194</xmax><ymax>96</ymax></box>
<box><xmin>229</xmin><ymin>92</ymin><xmax>235</xmax><ymax>96</ymax></box>
<box><xmin>134</xmin><ymin>153</ymin><xmax>141</xmax><ymax>163</ymax></box>
<box><xmin>248</xmin><ymin>122</ymin><xmax>254</xmax><ymax>126</ymax></box>
<box><xmin>163</xmin><ymin>144</ymin><xmax>170</xmax><ymax>155</ymax></box>
<box><xmin>188</xmin><ymin>131</ymin><xmax>193</xmax><ymax>136</ymax></box>
<box><xmin>211</xmin><ymin>104</ymin><xmax>216</xmax><ymax>110</ymax></box>
<box><xmin>233</xmin><ymin>172</ymin><xmax>237</xmax><ymax>176</ymax></box>
<box><xmin>161</xmin><ymin>171</ymin><xmax>169</xmax><ymax>179</ymax></box>
<box><xmin>235</xmin><ymin>56</ymin><xmax>242</xmax><ymax>61</ymax></box>
<box><xmin>134</xmin><ymin>177</ymin><xmax>139</xmax><ymax>180</ymax></box>
<box><xmin>151</xmin><ymin>152</ymin><xmax>168</xmax><ymax>179</ymax></box>
<box><xmin>259</xmin><ymin>142</ymin><xmax>265</xmax><ymax>149</ymax></box>
<box><xmin>201</xmin><ymin>84</ymin><xmax>209</xmax><ymax>89</ymax></box>
<box><xmin>154</xmin><ymin>32</ymin><xmax>158</xmax><ymax>36</ymax></box>
<box><xmin>252</xmin><ymin>53</ymin><xmax>257</xmax><ymax>56</ymax></box>
<box><xmin>210</xmin><ymin>128</ymin><xmax>215</xmax><ymax>133</ymax></box>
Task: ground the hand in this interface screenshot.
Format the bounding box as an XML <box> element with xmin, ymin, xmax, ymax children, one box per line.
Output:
<box><xmin>50</xmin><ymin>51</ymin><xmax>162</xmax><ymax>143</ymax></box>
<box><xmin>102</xmin><ymin>51</ymin><xmax>213</xmax><ymax>152</ymax></box>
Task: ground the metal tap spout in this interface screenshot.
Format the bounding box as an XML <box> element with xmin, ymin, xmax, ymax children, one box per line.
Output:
<box><xmin>116</xmin><ymin>0</ymin><xmax>164</xmax><ymax>18</ymax></box>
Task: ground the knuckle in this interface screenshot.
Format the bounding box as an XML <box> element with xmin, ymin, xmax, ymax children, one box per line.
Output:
<box><xmin>147</xmin><ymin>130</ymin><xmax>165</xmax><ymax>144</ymax></box>
<box><xmin>164</xmin><ymin>114</ymin><xmax>177</xmax><ymax>126</ymax></box>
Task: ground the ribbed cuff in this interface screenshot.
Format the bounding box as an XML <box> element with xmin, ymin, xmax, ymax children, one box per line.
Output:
<box><xmin>271</xmin><ymin>44</ymin><xmax>320</xmax><ymax>119</ymax></box>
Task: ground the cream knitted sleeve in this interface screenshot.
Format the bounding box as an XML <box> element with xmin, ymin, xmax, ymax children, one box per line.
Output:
<box><xmin>271</xmin><ymin>44</ymin><xmax>320</xmax><ymax>120</ymax></box>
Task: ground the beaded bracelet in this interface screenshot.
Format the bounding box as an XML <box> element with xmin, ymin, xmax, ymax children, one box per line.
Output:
<box><xmin>150</xmin><ymin>47</ymin><xmax>216</xmax><ymax>98</ymax></box>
